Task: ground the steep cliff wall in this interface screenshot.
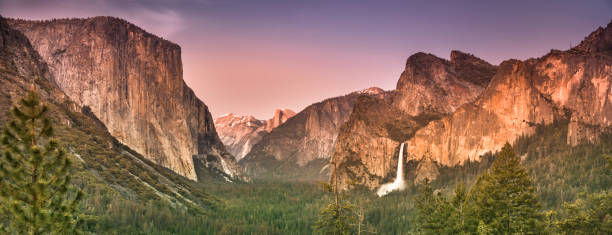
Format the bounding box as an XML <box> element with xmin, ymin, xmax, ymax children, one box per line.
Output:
<box><xmin>393</xmin><ymin>51</ymin><xmax>497</xmax><ymax>115</ymax></box>
<box><xmin>8</xmin><ymin>17</ymin><xmax>243</xmax><ymax>181</ymax></box>
<box><xmin>241</xmin><ymin>87</ymin><xmax>387</xmax><ymax>178</ymax></box>
<box><xmin>404</xmin><ymin>21</ymin><xmax>612</xmax><ymax>174</ymax></box>
<box><xmin>332</xmin><ymin>51</ymin><xmax>496</xmax><ymax>189</ymax></box>
<box><xmin>0</xmin><ymin>16</ymin><xmax>215</xmax><ymax>209</ymax></box>
<box><xmin>333</xmin><ymin>21</ymin><xmax>612</xmax><ymax>190</ymax></box>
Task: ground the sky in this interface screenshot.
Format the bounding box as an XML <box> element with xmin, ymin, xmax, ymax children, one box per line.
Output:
<box><xmin>1</xmin><ymin>0</ymin><xmax>611</xmax><ymax>119</ymax></box>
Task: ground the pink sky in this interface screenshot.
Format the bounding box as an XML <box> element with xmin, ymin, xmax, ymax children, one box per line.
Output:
<box><xmin>1</xmin><ymin>0</ymin><xmax>611</xmax><ymax>119</ymax></box>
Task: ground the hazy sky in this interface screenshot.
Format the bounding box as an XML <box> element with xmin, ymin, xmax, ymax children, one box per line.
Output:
<box><xmin>1</xmin><ymin>0</ymin><xmax>610</xmax><ymax>119</ymax></box>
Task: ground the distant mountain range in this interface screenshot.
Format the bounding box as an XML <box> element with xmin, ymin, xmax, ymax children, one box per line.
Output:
<box><xmin>214</xmin><ymin>109</ymin><xmax>295</xmax><ymax>160</ymax></box>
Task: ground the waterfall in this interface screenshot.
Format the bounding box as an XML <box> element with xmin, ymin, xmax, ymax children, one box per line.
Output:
<box><xmin>376</xmin><ymin>143</ymin><xmax>407</xmax><ymax>197</ymax></box>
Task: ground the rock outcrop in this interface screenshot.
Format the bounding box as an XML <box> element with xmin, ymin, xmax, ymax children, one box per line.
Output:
<box><xmin>0</xmin><ymin>16</ymin><xmax>215</xmax><ymax>208</ymax></box>
<box><xmin>393</xmin><ymin>51</ymin><xmax>497</xmax><ymax>116</ymax></box>
<box><xmin>405</xmin><ymin>21</ymin><xmax>612</xmax><ymax>170</ymax></box>
<box><xmin>8</xmin><ymin>17</ymin><xmax>244</xmax><ymax>181</ymax></box>
<box><xmin>241</xmin><ymin>87</ymin><xmax>387</xmax><ymax>179</ymax></box>
<box><xmin>333</xmin><ymin>21</ymin><xmax>612</xmax><ymax>190</ymax></box>
<box><xmin>214</xmin><ymin>109</ymin><xmax>295</xmax><ymax>160</ymax></box>
<box><xmin>265</xmin><ymin>109</ymin><xmax>296</xmax><ymax>132</ymax></box>
<box><xmin>332</xmin><ymin>51</ymin><xmax>497</xmax><ymax>189</ymax></box>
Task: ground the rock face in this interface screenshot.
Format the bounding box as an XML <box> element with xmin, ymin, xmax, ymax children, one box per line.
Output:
<box><xmin>265</xmin><ymin>108</ymin><xmax>296</xmax><ymax>132</ymax></box>
<box><xmin>8</xmin><ymin>17</ymin><xmax>244</xmax><ymax>181</ymax></box>
<box><xmin>241</xmin><ymin>87</ymin><xmax>387</xmax><ymax>179</ymax></box>
<box><xmin>405</xmin><ymin>21</ymin><xmax>612</xmax><ymax>170</ymax></box>
<box><xmin>332</xmin><ymin>51</ymin><xmax>496</xmax><ymax>189</ymax></box>
<box><xmin>0</xmin><ymin>17</ymin><xmax>49</xmax><ymax>81</ymax></box>
<box><xmin>0</xmin><ymin>16</ymin><xmax>215</xmax><ymax>208</ymax></box>
<box><xmin>334</xmin><ymin>21</ymin><xmax>612</xmax><ymax>190</ymax></box>
<box><xmin>214</xmin><ymin>109</ymin><xmax>295</xmax><ymax>160</ymax></box>
<box><xmin>393</xmin><ymin>51</ymin><xmax>497</xmax><ymax>116</ymax></box>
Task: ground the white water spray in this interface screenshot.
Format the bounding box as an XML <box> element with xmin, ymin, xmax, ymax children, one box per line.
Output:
<box><xmin>376</xmin><ymin>143</ymin><xmax>407</xmax><ymax>197</ymax></box>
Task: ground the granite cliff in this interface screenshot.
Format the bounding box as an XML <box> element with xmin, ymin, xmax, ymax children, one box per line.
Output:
<box><xmin>405</xmin><ymin>21</ymin><xmax>612</xmax><ymax>171</ymax></box>
<box><xmin>333</xmin><ymin>21</ymin><xmax>612</xmax><ymax>190</ymax></box>
<box><xmin>0</xmin><ymin>15</ymin><xmax>215</xmax><ymax>209</ymax></box>
<box><xmin>331</xmin><ymin>51</ymin><xmax>497</xmax><ymax>189</ymax></box>
<box><xmin>241</xmin><ymin>87</ymin><xmax>387</xmax><ymax>179</ymax></box>
<box><xmin>8</xmin><ymin>17</ymin><xmax>244</xmax><ymax>181</ymax></box>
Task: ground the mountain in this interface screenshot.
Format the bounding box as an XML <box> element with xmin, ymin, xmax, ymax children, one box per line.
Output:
<box><xmin>0</xmin><ymin>15</ymin><xmax>215</xmax><ymax>211</ymax></box>
<box><xmin>404</xmin><ymin>21</ymin><xmax>612</xmax><ymax>174</ymax></box>
<box><xmin>214</xmin><ymin>109</ymin><xmax>295</xmax><ymax>160</ymax></box>
<box><xmin>332</xmin><ymin>21</ymin><xmax>612</xmax><ymax>190</ymax></box>
<box><xmin>7</xmin><ymin>17</ymin><xmax>245</xmax><ymax>181</ymax></box>
<box><xmin>393</xmin><ymin>51</ymin><xmax>497</xmax><ymax>115</ymax></box>
<box><xmin>331</xmin><ymin>51</ymin><xmax>498</xmax><ymax>189</ymax></box>
<box><xmin>241</xmin><ymin>87</ymin><xmax>388</xmax><ymax>179</ymax></box>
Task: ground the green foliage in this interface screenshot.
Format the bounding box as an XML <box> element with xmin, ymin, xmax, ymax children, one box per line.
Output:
<box><xmin>314</xmin><ymin>178</ymin><xmax>357</xmax><ymax>235</ymax></box>
<box><xmin>0</xmin><ymin>90</ymin><xmax>82</xmax><ymax>235</ymax></box>
<box><xmin>552</xmin><ymin>191</ymin><xmax>612</xmax><ymax>234</ymax></box>
<box><xmin>416</xmin><ymin>143</ymin><xmax>544</xmax><ymax>234</ymax></box>
<box><xmin>414</xmin><ymin>179</ymin><xmax>459</xmax><ymax>234</ymax></box>
<box><xmin>548</xmin><ymin>154</ymin><xmax>612</xmax><ymax>234</ymax></box>
<box><xmin>469</xmin><ymin>143</ymin><xmax>544</xmax><ymax>234</ymax></box>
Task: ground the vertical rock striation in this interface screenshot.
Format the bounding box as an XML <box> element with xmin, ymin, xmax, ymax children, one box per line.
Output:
<box><xmin>332</xmin><ymin>51</ymin><xmax>497</xmax><ymax>189</ymax></box>
<box><xmin>241</xmin><ymin>87</ymin><xmax>387</xmax><ymax>179</ymax></box>
<box><xmin>8</xmin><ymin>17</ymin><xmax>244</xmax><ymax>181</ymax></box>
<box><xmin>404</xmin><ymin>21</ymin><xmax>612</xmax><ymax>172</ymax></box>
<box><xmin>334</xmin><ymin>21</ymin><xmax>612</xmax><ymax>190</ymax></box>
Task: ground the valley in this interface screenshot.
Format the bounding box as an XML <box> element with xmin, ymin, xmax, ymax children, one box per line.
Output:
<box><xmin>0</xmin><ymin>2</ymin><xmax>611</xmax><ymax>234</ymax></box>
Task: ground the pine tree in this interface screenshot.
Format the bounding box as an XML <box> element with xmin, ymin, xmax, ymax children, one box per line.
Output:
<box><xmin>468</xmin><ymin>142</ymin><xmax>543</xmax><ymax>234</ymax></box>
<box><xmin>0</xmin><ymin>90</ymin><xmax>83</xmax><ymax>235</ymax></box>
<box><xmin>314</xmin><ymin>163</ymin><xmax>356</xmax><ymax>235</ymax></box>
<box><xmin>553</xmin><ymin>154</ymin><xmax>612</xmax><ymax>234</ymax></box>
<box><xmin>415</xmin><ymin>180</ymin><xmax>468</xmax><ymax>235</ymax></box>
<box><xmin>450</xmin><ymin>182</ymin><xmax>468</xmax><ymax>234</ymax></box>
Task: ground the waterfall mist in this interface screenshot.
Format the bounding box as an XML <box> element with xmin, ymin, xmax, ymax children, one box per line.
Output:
<box><xmin>376</xmin><ymin>143</ymin><xmax>407</xmax><ymax>197</ymax></box>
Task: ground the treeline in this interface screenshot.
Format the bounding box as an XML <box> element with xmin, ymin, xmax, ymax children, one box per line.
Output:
<box><xmin>413</xmin><ymin>143</ymin><xmax>612</xmax><ymax>234</ymax></box>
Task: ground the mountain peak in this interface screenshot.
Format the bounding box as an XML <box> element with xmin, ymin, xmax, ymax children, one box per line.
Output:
<box><xmin>573</xmin><ymin>20</ymin><xmax>612</xmax><ymax>53</ymax></box>
<box><xmin>266</xmin><ymin>108</ymin><xmax>296</xmax><ymax>131</ymax></box>
<box><xmin>405</xmin><ymin>52</ymin><xmax>444</xmax><ymax>69</ymax></box>
<box><xmin>450</xmin><ymin>50</ymin><xmax>491</xmax><ymax>65</ymax></box>
<box><xmin>354</xmin><ymin>87</ymin><xmax>385</xmax><ymax>95</ymax></box>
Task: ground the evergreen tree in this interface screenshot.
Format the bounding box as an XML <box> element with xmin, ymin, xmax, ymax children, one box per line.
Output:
<box><xmin>414</xmin><ymin>179</ymin><xmax>457</xmax><ymax>235</ymax></box>
<box><xmin>553</xmin><ymin>154</ymin><xmax>612</xmax><ymax>234</ymax></box>
<box><xmin>0</xmin><ymin>90</ymin><xmax>82</xmax><ymax>235</ymax></box>
<box><xmin>468</xmin><ymin>142</ymin><xmax>543</xmax><ymax>234</ymax></box>
<box><xmin>464</xmin><ymin>172</ymin><xmax>494</xmax><ymax>232</ymax></box>
<box><xmin>314</xmin><ymin>164</ymin><xmax>356</xmax><ymax>235</ymax></box>
<box><xmin>450</xmin><ymin>182</ymin><xmax>468</xmax><ymax>234</ymax></box>
<box><xmin>554</xmin><ymin>191</ymin><xmax>612</xmax><ymax>234</ymax></box>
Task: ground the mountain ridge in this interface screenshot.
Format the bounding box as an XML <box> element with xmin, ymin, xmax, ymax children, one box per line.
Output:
<box><xmin>241</xmin><ymin>87</ymin><xmax>388</xmax><ymax>179</ymax></box>
<box><xmin>214</xmin><ymin>109</ymin><xmax>295</xmax><ymax>160</ymax></box>
<box><xmin>332</xmin><ymin>20</ymin><xmax>612</xmax><ymax>190</ymax></box>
